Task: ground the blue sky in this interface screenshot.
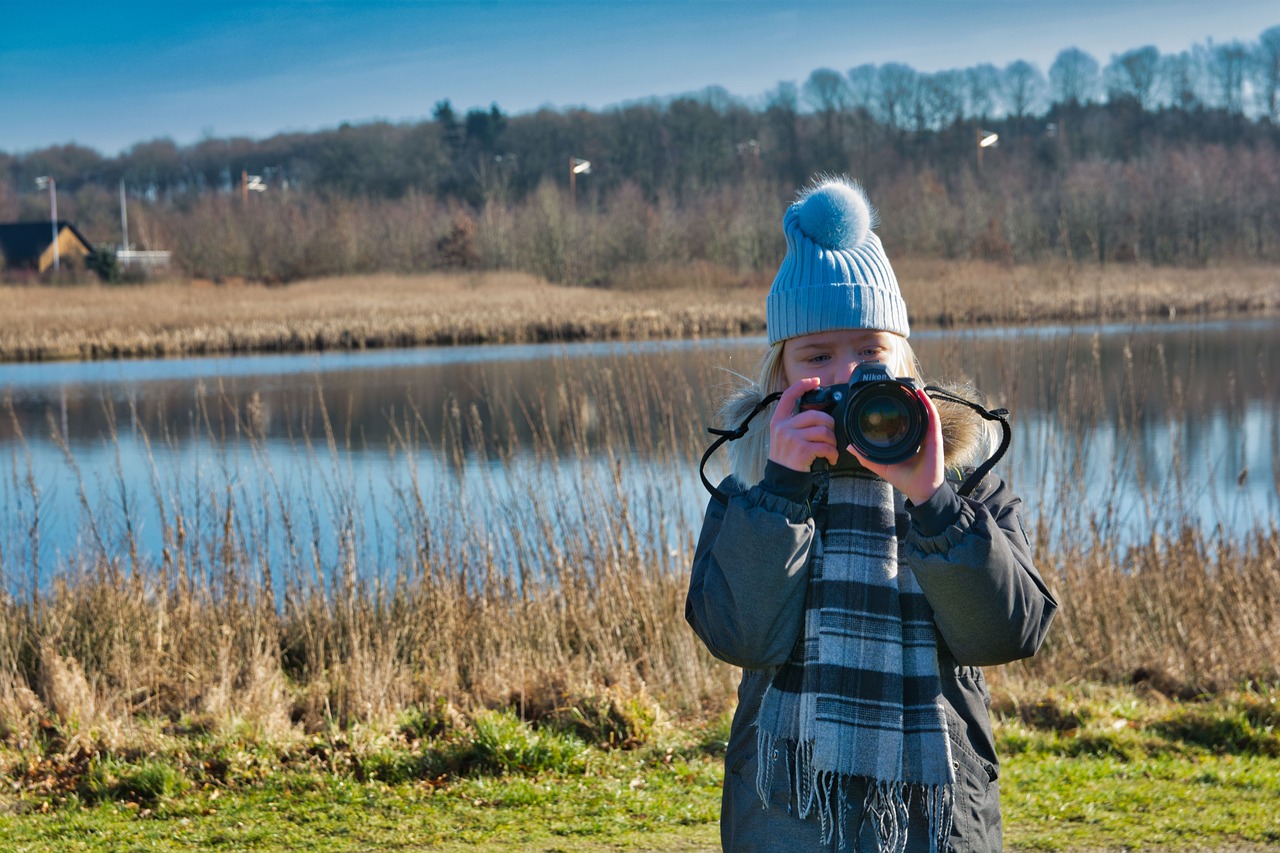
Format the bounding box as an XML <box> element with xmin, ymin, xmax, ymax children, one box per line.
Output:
<box><xmin>2</xmin><ymin>0</ymin><xmax>1276</xmax><ymax>156</ymax></box>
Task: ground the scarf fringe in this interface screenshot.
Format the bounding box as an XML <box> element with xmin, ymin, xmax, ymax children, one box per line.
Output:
<box><xmin>757</xmin><ymin>731</ymin><xmax>955</xmax><ymax>853</ymax></box>
<box><xmin>918</xmin><ymin>781</ymin><xmax>955</xmax><ymax>853</ymax></box>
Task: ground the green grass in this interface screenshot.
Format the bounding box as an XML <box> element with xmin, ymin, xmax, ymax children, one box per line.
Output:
<box><xmin>1004</xmin><ymin>752</ymin><xmax>1280</xmax><ymax>850</ymax></box>
<box><xmin>3</xmin><ymin>687</ymin><xmax>1279</xmax><ymax>851</ymax></box>
<box><xmin>0</xmin><ymin>752</ymin><xmax>724</xmax><ymax>851</ymax></box>
<box><xmin>993</xmin><ymin>685</ymin><xmax>1280</xmax><ymax>850</ymax></box>
<box><xmin>997</xmin><ymin>691</ymin><xmax>1280</xmax><ymax>850</ymax></box>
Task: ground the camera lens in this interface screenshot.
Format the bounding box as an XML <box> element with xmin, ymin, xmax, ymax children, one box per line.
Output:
<box><xmin>843</xmin><ymin>382</ymin><xmax>927</xmax><ymax>465</ymax></box>
<box><xmin>856</xmin><ymin>396</ymin><xmax>911</xmax><ymax>446</ymax></box>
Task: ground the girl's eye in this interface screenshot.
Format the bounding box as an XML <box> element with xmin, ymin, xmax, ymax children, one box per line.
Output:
<box><xmin>808</xmin><ymin>354</ymin><xmax>830</xmax><ymax>364</ymax></box>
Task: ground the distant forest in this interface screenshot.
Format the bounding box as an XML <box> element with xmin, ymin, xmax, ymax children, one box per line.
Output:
<box><xmin>3</xmin><ymin>29</ymin><xmax>1279</xmax><ymax>283</ymax></box>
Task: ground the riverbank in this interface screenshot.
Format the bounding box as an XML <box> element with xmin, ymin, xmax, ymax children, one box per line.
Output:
<box><xmin>2</xmin><ymin>683</ymin><xmax>1278</xmax><ymax>851</ymax></box>
<box><xmin>1</xmin><ymin>260</ymin><xmax>1277</xmax><ymax>362</ymax></box>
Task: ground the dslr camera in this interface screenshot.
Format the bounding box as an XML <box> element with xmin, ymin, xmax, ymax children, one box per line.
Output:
<box><xmin>797</xmin><ymin>362</ymin><xmax>928</xmax><ymax>467</ymax></box>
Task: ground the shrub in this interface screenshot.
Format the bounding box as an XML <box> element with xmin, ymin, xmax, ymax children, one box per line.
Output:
<box><xmin>398</xmin><ymin>698</ymin><xmax>457</xmax><ymax>742</ymax></box>
<box><xmin>456</xmin><ymin>710</ymin><xmax>587</xmax><ymax>776</ymax></box>
<box><xmin>85</xmin><ymin>247</ymin><xmax>121</xmax><ymax>283</ymax></box>
<box><xmin>549</xmin><ymin>689</ymin><xmax>661</xmax><ymax>750</ymax></box>
<box><xmin>79</xmin><ymin>758</ymin><xmax>186</xmax><ymax>806</ymax></box>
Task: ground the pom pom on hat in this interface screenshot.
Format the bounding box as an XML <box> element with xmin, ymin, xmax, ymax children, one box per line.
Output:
<box><xmin>766</xmin><ymin>176</ymin><xmax>908</xmax><ymax>344</ymax></box>
<box><xmin>794</xmin><ymin>178</ymin><xmax>874</xmax><ymax>250</ymax></box>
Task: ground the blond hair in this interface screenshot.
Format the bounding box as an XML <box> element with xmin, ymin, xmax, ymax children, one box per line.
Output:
<box><xmin>722</xmin><ymin>334</ymin><xmax>921</xmax><ymax>487</ymax></box>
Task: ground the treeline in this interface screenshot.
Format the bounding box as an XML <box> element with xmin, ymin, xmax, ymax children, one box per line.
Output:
<box><xmin>2</xmin><ymin>29</ymin><xmax>1279</xmax><ymax>282</ymax></box>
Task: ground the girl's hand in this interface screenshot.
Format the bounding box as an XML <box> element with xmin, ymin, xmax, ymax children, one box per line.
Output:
<box><xmin>848</xmin><ymin>388</ymin><xmax>945</xmax><ymax>505</ymax></box>
<box><xmin>768</xmin><ymin>378</ymin><xmax>840</xmax><ymax>472</ymax></box>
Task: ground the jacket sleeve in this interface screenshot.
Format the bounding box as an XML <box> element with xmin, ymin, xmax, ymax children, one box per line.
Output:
<box><xmin>904</xmin><ymin>474</ymin><xmax>1058</xmax><ymax>667</ymax></box>
<box><xmin>685</xmin><ymin>471</ymin><xmax>817</xmax><ymax>670</ymax></box>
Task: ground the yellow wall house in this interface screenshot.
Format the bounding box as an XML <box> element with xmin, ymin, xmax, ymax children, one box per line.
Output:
<box><xmin>0</xmin><ymin>221</ymin><xmax>94</xmax><ymax>273</ymax></box>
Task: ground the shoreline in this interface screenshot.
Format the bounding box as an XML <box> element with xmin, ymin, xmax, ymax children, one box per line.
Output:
<box><xmin>2</xmin><ymin>260</ymin><xmax>1277</xmax><ymax>364</ymax></box>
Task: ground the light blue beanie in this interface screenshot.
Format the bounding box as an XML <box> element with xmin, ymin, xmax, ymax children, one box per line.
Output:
<box><xmin>766</xmin><ymin>177</ymin><xmax>909</xmax><ymax>345</ymax></box>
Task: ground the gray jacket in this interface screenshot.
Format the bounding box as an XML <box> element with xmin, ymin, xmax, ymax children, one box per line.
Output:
<box><xmin>686</xmin><ymin>457</ymin><xmax>1057</xmax><ymax>852</ymax></box>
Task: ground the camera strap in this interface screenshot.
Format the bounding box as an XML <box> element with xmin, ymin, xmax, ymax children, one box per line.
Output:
<box><xmin>698</xmin><ymin>388</ymin><xmax>1010</xmax><ymax>505</ymax></box>
<box><xmin>921</xmin><ymin>386</ymin><xmax>1011</xmax><ymax>498</ymax></box>
<box><xmin>699</xmin><ymin>391</ymin><xmax>783</xmax><ymax>505</ymax></box>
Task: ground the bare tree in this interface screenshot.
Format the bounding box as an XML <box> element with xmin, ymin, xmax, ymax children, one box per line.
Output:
<box><xmin>1050</xmin><ymin>48</ymin><xmax>1101</xmax><ymax>105</ymax></box>
<box><xmin>965</xmin><ymin>64</ymin><xmax>1003</xmax><ymax>121</ymax></box>
<box><xmin>921</xmin><ymin>70</ymin><xmax>967</xmax><ymax>130</ymax></box>
<box><xmin>804</xmin><ymin>68</ymin><xmax>850</xmax><ymax>114</ymax></box>
<box><xmin>877</xmin><ymin>63</ymin><xmax>919</xmax><ymax>131</ymax></box>
<box><xmin>1160</xmin><ymin>49</ymin><xmax>1204</xmax><ymax>110</ymax></box>
<box><xmin>846</xmin><ymin>64</ymin><xmax>878</xmax><ymax>113</ymax></box>
<box><xmin>1210</xmin><ymin>40</ymin><xmax>1250</xmax><ymax>113</ymax></box>
<box><xmin>1255</xmin><ymin>26</ymin><xmax>1280</xmax><ymax>121</ymax></box>
<box><xmin>1002</xmin><ymin>60</ymin><xmax>1047</xmax><ymax>127</ymax></box>
<box><xmin>844</xmin><ymin>64</ymin><xmax>881</xmax><ymax>166</ymax></box>
<box><xmin>1062</xmin><ymin>160</ymin><xmax>1126</xmax><ymax>263</ymax></box>
<box><xmin>1106</xmin><ymin>46</ymin><xmax>1161</xmax><ymax>109</ymax></box>
<box><xmin>764</xmin><ymin>82</ymin><xmax>803</xmax><ymax>185</ymax></box>
<box><xmin>803</xmin><ymin>68</ymin><xmax>851</xmax><ymax>167</ymax></box>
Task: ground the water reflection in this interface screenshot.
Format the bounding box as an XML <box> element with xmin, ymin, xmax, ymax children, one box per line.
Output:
<box><xmin>1</xmin><ymin>318</ymin><xmax>1276</xmax><ymax>585</ymax></box>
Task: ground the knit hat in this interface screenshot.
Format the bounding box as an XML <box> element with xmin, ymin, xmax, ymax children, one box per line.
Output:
<box><xmin>766</xmin><ymin>177</ymin><xmax>909</xmax><ymax>344</ymax></box>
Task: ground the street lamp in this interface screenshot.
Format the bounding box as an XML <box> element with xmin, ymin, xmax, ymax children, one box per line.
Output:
<box><xmin>241</xmin><ymin>170</ymin><xmax>268</xmax><ymax>205</ymax></box>
<box><xmin>976</xmin><ymin>129</ymin><xmax>999</xmax><ymax>176</ymax></box>
<box><xmin>34</xmin><ymin>175</ymin><xmax>59</xmax><ymax>271</ymax></box>
<box><xmin>569</xmin><ymin>157</ymin><xmax>590</xmax><ymax>205</ymax></box>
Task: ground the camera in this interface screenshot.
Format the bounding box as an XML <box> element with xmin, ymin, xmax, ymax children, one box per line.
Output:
<box><xmin>797</xmin><ymin>362</ymin><xmax>928</xmax><ymax>467</ymax></box>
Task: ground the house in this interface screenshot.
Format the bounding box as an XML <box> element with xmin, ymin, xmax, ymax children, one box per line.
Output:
<box><xmin>0</xmin><ymin>221</ymin><xmax>95</xmax><ymax>273</ymax></box>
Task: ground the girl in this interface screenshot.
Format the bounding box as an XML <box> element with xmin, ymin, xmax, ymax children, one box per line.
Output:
<box><xmin>686</xmin><ymin>177</ymin><xmax>1057</xmax><ymax>853</ymax></box>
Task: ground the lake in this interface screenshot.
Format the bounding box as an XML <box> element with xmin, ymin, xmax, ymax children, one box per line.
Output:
<box><xmin>1</xmin><ymin>317</ymin><xmax>1276</xmax><ymax>590</ymax></box>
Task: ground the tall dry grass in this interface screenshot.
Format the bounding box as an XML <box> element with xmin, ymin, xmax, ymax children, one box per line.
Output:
<box><xmin>0</xmin><ymin>354</ymin><xmax>730</xmax><ymax>743</ymax></box>
<box><xmin>0</xmin><ymin>334</ymin><xmax>1277</xmax><ymax>748</ymax></box>
<box><xmin>1018</xmin><ymin>525</ymin><xmax>1280</xmax><ymax>696</ymax></box>
<box><xmin>0</xmin><ymin>271</ymin><xmax>767</xmax><ymax>362</ymax></box>
<box><xmin>2</xmin><ymin>261</ymin><xmax>1279</xmax><ymax>362</ymax></box>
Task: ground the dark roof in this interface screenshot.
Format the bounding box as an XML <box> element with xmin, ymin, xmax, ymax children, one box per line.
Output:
<box><xmin>0</xmin><ymin>221</ymin><xmax>95</xmax><ymax>266</ymax></box>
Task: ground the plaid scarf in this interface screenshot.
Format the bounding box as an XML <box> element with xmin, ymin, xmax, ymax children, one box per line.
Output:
<box><xmin>754</xmin><ymin>471</ymin><xmax>954</xmax><ymax>852</ymax></box>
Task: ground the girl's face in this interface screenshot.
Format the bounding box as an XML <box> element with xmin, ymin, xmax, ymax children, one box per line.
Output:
<box><xmin>781</xmin><ymin>328</ymin><xmax>901</xmax><ymax>389</ymax></box>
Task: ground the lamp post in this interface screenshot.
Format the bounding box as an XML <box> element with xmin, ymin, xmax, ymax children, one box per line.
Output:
<box><xmin>976</xmin><ymin>129</ymin><xmax>999</xmax><ymax>176</ymax></box>
<box><xmin>241</xmin><ymin>170</ymin><xmax>267</xmax><ymax>205</ymax></box>
<box><xmin>34</xmin><ymin>175</ymin><xmax>59</xmax><ymax>271</ymax></box>
<box><xmin>569</xmin><ymin>157</ymin><xmax>590</xmax><ymax>205</ymax></box>
<box><xmin>119</xmin><ymin>179</ymin><xmax>129</xmax><ymax>251</ymax></box>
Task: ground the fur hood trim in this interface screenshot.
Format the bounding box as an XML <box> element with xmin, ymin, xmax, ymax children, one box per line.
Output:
<box><xmin>721</xmin><ymin>379</ymin><xmax>999</xmax><ymax>472</ymax></box>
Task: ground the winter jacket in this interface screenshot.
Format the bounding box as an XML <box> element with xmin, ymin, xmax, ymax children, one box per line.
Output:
<box><xmin>685</xmin><ymin>395</ymin><xmax>1058</xmax><ymax>852</ymax></box>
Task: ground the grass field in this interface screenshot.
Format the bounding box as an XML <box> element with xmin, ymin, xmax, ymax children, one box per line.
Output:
<box><xmin>1</xmin><ymin>685</ymin><xmax>1278</xmax><ymax>851</ymax></box>
<box><xmin>1</xmin><ymin>260</ymin><xmax>1277</xmax><ymax>361</ymax></box>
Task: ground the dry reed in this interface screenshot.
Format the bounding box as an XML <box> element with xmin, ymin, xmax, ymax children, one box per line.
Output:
<box><xmin>2</xmin><ymin>261</ymin><xmax>1278</xmax><ymax>362</ymax></box>
<box><xmin>1014</xmin><ymin>525</ymin><xmax>1280</xmax><ymax>696</ymax></box>
<box><xmin>0</xmin><ymin>354</ymin><xmax>732</xmax><ymax>744</ymax></box>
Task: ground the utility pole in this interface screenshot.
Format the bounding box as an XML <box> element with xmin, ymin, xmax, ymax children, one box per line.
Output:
<box><xmin>119</xmin><ymin>179</ymin><xmax>129</xmax><ymax>250</ymax></box>
<box><xmin>35</xmin><ymin>176</ymin><xmax>59</xmax><ymax>270</ymax></box>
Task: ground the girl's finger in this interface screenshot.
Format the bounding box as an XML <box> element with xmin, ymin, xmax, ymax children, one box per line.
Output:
<box><xmin>771</xmin><ymin>378</ymin><xmax>820</xmax><ymax>427</ymax></box>
<box><xmin>787</xmin><ymin>425</ymin><xmax>838</xmax><ymax>446</ymax></box>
